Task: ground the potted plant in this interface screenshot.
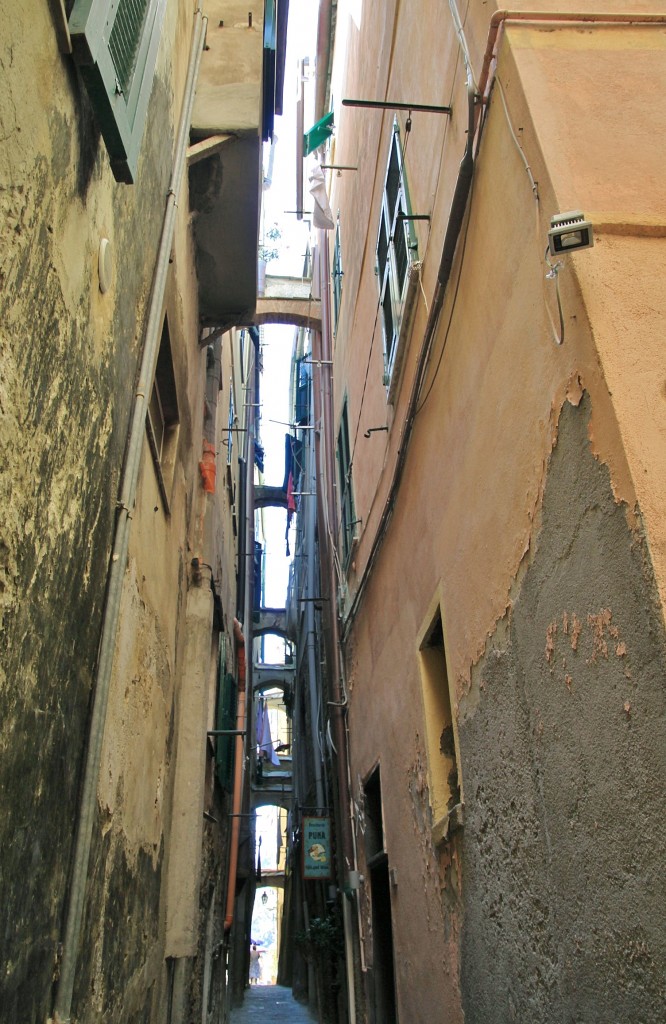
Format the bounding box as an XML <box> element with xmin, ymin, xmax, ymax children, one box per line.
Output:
<box><xmin>258</xmin><ymin>224</ymin><xmax>282</xmax><ymax>296</ymax></box>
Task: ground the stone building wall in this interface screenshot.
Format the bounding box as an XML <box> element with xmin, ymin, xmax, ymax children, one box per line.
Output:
<box><xmin>0</xmin><ymin>1</ymin><xmax>236</xmax><ymax>1020</ymax></box>
<box><xmin>325</xmin><ymin>4</ymin><xmax>666</xmax><ymax>1021</ymax></box>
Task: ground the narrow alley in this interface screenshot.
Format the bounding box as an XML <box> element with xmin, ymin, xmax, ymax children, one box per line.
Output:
<box><xmin>3</xmin><ymin>2</ymin><xmax>666</xmax><ymax>1024</ymax></box>
<box><xmin>229</xmin><ymin>986</ymin><xmax>317</xmax><ymax>1024</ymax></box>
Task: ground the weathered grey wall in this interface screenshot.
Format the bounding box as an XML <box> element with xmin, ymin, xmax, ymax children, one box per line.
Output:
<box><xmin>0</xmin><ymin>3</ymin><xmax>176</xmax><ymax>1019</ymax></box>
<box><xmin>459</xmin><ymin>396</ymin><xmax>666</xmax><ymax>1022</ymax></box>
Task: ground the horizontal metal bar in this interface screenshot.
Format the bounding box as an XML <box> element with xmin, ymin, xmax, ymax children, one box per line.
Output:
<box><xmin>207</xmin><ymin>729</ymin><xmax>247</xmax><ymax>736</ymax></box>
<box><xmin>343</xmin><ymin>98</ymin><xmax>452</xmax><ymax>115</ymax></box>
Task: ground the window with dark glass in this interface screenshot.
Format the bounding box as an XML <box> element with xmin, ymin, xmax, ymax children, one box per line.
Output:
<box><xmin>295</xmin><ymin>357</ymin><xmax>311</xmax><ymax>426</ymax></box>
<box><xmin>336</xmin><ymin>401</ymin><xmax>356</xmax><ymax>566</ymax></box>
<box><xmin>146</xmin><ymin>317</ymin><xmax>179</xmax><ymax>510</ymax></box>
<box><xmin>376</xmin><ymin>122</ymin><xmax>417</xmax><ymax>386</ymax></box>
<box><xmin>332</xmin><ymin>220</ymin><xmax>343</xmax><ymax>333</ymax></box>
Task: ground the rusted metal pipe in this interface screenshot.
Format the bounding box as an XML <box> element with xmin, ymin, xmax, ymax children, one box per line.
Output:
<box><xmin>479</xmin><ymin>9</ymin><xmax>666</xmax><ymax>102</ymax></box>
<box><xmin>315</xmin><ymin>232</ymin><xmax>359</xmax><ymax>1023</ymax></box>
<box><xmin>224</xmin><ymin>618</ymin><xmax>247</xmax><ymax>933</ymax></box>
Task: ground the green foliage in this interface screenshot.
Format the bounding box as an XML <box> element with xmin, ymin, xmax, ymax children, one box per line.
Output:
<box><xmin>259</xmin><ymin>224</ymin><xmax>282</xmax><ymax>264</ymax></box>
<box><xmin>295</xmin><ymin>913</ymin><xmax>344</xmax><ymax>964</ymax></box>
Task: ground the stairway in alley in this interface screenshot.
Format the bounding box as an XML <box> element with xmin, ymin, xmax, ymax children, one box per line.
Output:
<box><xmin>229</xmin><ymin>984</ymin><xmax>317</xmax><ymax>1023</ymax></box>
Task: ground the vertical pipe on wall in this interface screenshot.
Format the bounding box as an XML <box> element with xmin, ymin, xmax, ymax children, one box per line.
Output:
<box><xmin>203</xmin><ymin>336</ymin><xmax>222</xmax><ymax>561</ymax></box>
<box><xmin>52</xmin><ymin>11</ymin><xmax>208</xmax><ymax>1022</ymax></box>
<box><xmin>305</xmin><ymin>421</ymin><xmax>326</xmax><ymax>812</ymax></box>
<box><xmin>314</xmin><ymin>231</ymin><xmax>358</xmax><ymax>1024</ymax></box>
<box><xmin>224</xmin><ymin>327</ymin><xmax>258</xmax><ymax>937</ymax></box>
<box><xmin>223</xmin><ymin>618</ymin><xmax>247</xmax><ymax>933</ymax></box>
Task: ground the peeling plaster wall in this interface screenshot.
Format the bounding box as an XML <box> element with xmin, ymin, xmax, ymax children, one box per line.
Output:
<box><xmin>0</xmin><ymin>1</ymin><xmax>208</xmax><ymax>1020</ymax></box>
<box><xmin>459</xmin><ymin>397</ymin><xmax>666</xmax><ymax>1022</ymax></box>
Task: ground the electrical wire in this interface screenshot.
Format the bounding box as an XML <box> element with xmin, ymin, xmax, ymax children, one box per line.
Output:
<box><xmin>414</xmin><ymin>169</ymin><xmax>476</xmax><ymax>414</ymax></box>
<box><xmin>349</xmin><ymin>299</ymin><xmax>383</xmax><ymax>472</ymax></box>
<box><xmin>544</xmin><ymin>247</ymin><xmax>565</xmax><ymax>345</ymax></box>
<box><xmin>342</xmin><ymin>2</ymin><xmax>468</xmax><ymax>508</ymax></box>
<box><xmin>495</xmin><ymin>75</ymin><xmax>567</xmax><ymax>346</ymax></box>
<box><xmin>495</xmin><ymin>77</ymin><xmax>538</xmax><ymax>202</ymax></box>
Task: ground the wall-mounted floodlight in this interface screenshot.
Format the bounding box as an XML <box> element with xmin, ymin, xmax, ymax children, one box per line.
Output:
<box><xmin>548</xmin><ymin>211</ymin><xmax>594</xmax><ymax>256</ymax></box>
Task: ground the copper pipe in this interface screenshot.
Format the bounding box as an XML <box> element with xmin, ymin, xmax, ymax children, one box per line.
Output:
<box><xmin>479</xmin><ymin>10</ymin><xmax>666</xmax><ymax>102</ymax></box>
<box><xmin>224</xmin><ymin>618</ymin><xmax>247</xmax><ymax>932</ymax></box>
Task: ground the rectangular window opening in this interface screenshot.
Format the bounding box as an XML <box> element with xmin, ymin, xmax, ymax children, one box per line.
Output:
<box><xmin>363</xmin><ymin>765</ymin><xmax>397</xmax><ymax>1024</ymax></box>
<box><xmin>146</xmin><ymin>317</ymin><xmax>179</xmax><ymax>511</ymax></box>
<box><xmin>336</xmin><ymin>400</ymin><xmax>356</xmax><ymax>569</ymax></box>
<box><xmin>376</xmin><ymin>121</ymin><xmax>419</xmax><ymax>394</ymax></box>
<box><xmin>332</xmin><ymin>220</ymin><xmax>343</xmax><ymax>334</ymax></box>
<box><xmin>419</xmin><ymin>608</ymin><xmax>462</xmax><ymax>842</ymax></box>
<box><xmin>364</xmin><ymin>765</ymin><xmax>385</xmax><ymax>863</ymax></box>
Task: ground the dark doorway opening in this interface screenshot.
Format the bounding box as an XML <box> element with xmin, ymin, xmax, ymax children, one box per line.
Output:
<box><xmin>364</xmin><ymin>766</ymin><xmax>397</xmax><ymax>1024</ymax></box>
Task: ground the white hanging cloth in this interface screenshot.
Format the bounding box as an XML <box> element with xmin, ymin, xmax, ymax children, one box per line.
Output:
<box><xmin>258</xmin><ymin>698</ymin><xmax>280</xmax><ymax>766</ymax></box>
<box><xmin>308</xmin><ymin>164</ymin><xmax>335</xmax><ymax>230</ymax></box>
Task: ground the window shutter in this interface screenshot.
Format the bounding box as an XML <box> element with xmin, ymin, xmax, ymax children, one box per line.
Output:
<box><xmin>376</xmin><ymin>121</ymin><xmax>418</xmax><ymax>387</ymax></box>
<box><xmin>386</xmin><ymin>136</ymin><xmax>401</xmax><ymax>223</ymax></box>
<box><xmin>69</xmin><ymin>0</ymin><xmax>167</xmax><ymax>183</ymax></box>
<box><xmin>332</xmin><ymin>222</ymin><xmax>343</xmax><ymax>332</ymax></box>
<box><xmin>295</xmin><ymin>358</ymin><xmax>311</xmax><ymax>426</ymax></box>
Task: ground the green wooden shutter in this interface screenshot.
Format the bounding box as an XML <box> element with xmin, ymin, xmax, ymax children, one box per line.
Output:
<box><xmin>332</xmin><ymin>222</ymin><xmax>343</xmax><ymax>332</ymax></box>
<box><xmin>68</xmin><ymin>0</ymin><xmax>167</xmax><ymax>183</ymax></box>
<box><xmin>303</xmin><ymin>111</ymin><xmax>335</xmax><ymax>156</ymax></box>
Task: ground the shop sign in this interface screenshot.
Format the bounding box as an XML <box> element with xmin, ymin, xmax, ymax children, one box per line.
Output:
<box><xmin>303</xmin><ymin>817</ymin><xmax>331</xmax><ymax>879</ymax></box>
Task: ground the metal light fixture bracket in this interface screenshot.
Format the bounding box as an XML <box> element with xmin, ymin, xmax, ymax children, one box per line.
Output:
<box><xmin>548</xmin><ymin>210</ymin><xmax>594</xmax><ymax>256</ymax></box>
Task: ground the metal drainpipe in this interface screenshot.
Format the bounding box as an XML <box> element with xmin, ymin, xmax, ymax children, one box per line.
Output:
<box><xmin>305</xmin><ymin>422</ymin><xmax>326</xmax><ymax>812</ymax></box>
<box><xmin>224</xmin><ymin>327</ymin><xmax>259</xmax><ymax>935</ymax></box>
<box><xmin>202</xmin><ymin>335</ymin><xmax>222</xmax><ymax>559</ymax></box>
<box><xmin>52</xmin><ymin>11</ymin><xmax>208</xmax><ymax>1022</ymax></box>
<box><xmin>236</xmin><ymin>457</ymin><xmax>247</xmax><ymax>620</ymax></box>
<box><xmin>478</xmin><ymin>9</ymin><xmax>666</xmax><ymax>103</ymax></box>
<box><xmin>223</xmin><ymin>618</ymin><xmax>247</xmax><ymax>933</ymax></box>
<box><xmin>316</xmin><ymin>233</ymin><xmax>358</xmax><ymax>1024</ymax></box>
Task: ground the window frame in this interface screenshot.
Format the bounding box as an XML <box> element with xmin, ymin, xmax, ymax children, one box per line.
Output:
<box><xmin>68</xmin><ymin>0</ymin><xmax>168</xmax><ymax>183</ymax></box>
<box><xmin>145</xmin><ymin>316</ymin><xmax>179</xmax><ymax>512</ymax></box>
<box><xmin>417</xmin><ymin>600</ymin><xmax>464</xmax><ymax>845</ymax></box>
<box><xmin>336</xmin><ymin>399</ymin><xmax>356</xmax><ymax>569</ymax></box>
<box><xmin>332</xmin><ymin>218</ymin><xmax>343</xmax><ymax>334</ymax></box>
<box><xmin>295</xmin><ymin>357</ymin><xmax>311</xmax><ymax>426</ymax></box>
<box><xmin>227</xmin><ymin>388</ymin><xmax>235</xmax><ymax>467</ymax></box>
<box><xmin>376</xmin><ymin>121</ymin><xmax>418</xmax><ymax>389</ymax></box>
